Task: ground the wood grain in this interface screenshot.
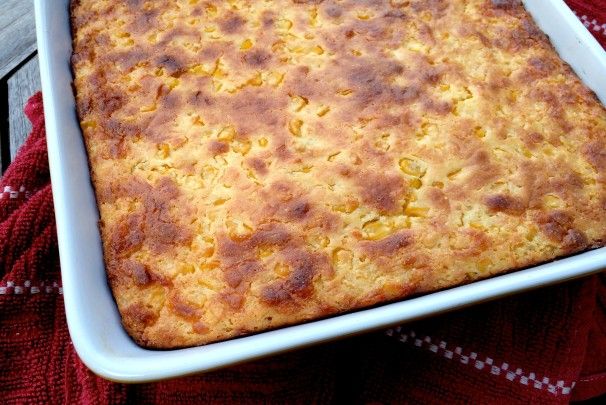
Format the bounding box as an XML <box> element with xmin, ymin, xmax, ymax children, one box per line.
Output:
<box><xmin>8</xmin><ymin>55</ymin><xmax>41</xmax><ymax>160</ymax></box>
<box><xmin>0</xmin><ymin>0</ymin><xmax>36</xmax><ymax>79</ymax></box>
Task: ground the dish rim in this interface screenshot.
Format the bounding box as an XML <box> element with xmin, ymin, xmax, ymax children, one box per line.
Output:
<box><xmin>34</xmin><ymin>0</ymin><xmax>606</xmax><ymax>382</ymax></box>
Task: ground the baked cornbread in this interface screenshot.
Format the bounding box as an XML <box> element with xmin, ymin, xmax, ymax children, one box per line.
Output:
<box><xmin>70</xmin><ymin>0</ymin><xmax>606</xmax><ymax>348</ymax></box>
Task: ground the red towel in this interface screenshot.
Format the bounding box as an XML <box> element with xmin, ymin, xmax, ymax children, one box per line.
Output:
<box><xmin>1</xmin><ymin>2</ymin><xmax>605</xmax><ymax>403</ymax></box>
<box><xmin>568</xmin><ymin>0</ymin><xmax>606</xmax><ymax>49</ymax></box>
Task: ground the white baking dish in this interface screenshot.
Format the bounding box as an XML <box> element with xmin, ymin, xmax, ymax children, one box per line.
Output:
<box><xmin>35</xmin><ymin>0</ymin><xmax>606</xmax><ymax>382</ymax></box>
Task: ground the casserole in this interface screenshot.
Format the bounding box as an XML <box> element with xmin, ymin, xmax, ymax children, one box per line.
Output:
<box><xmin>35</xmin><ymin>0</ymin><xmax>606</xmax><ymax>382</ymax></box>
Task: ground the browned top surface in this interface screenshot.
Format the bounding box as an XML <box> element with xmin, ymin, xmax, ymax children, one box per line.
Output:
<box><xmin>71</xmin><ymin>0</ymin><xmax>606</xmax><ymax>348</ymax></box>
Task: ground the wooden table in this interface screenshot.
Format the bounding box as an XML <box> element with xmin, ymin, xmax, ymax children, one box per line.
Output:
<box><xmin>0</xmin><ymin>0</ymin><xmax>40</xmax><ymax>174</ymax></box>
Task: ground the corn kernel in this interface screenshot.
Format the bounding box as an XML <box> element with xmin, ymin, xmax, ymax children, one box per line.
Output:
<box><xmin>201</xmin><ymin>165</ymin><xmax>218</xmax><ymax>180</ymax></box>
<box><xmin>258</xmin><ymin>246</ymin><xmax>274</xmax><ymax>258</ymax></box>
<box><xmin>405</xmin><ymin>206</ymin><xmax>429</xmax><ymax>217</ymax></box>
<box><xmin>148</xmin><ymin>286</ymin><xmax>165</xmax><ymax>303</ymax></box>
<box><xmin>240</xmin><ymin>38</ymin><xmax>253</xmax><ymax>50</ymax></box>
<box><xmin>200</xmin><ymin>261</ymin><xmax>219</xmax><ymax>272</ymax></box>
<box><xmin>327</xmin><ymin>152</ymin><xmax>340</xmax><ymax>162</ymax></box>
<box><xmin>469</xmin><ymin>221</ymin><xmax>484</xmax><ymax>230</ymax></box>
<box><xmin>331</xmin><ymin>248</ymin><xmax>353</xmax><ymax>268</ymax></box>
<box><xmin>226</xmin><ymin>219</ymin><xmax>253</xmax><ymax>241</ymax></box>
<box><xmin>399</xmin><ymin>158</ymin><xmax>427</xmax><ymax>177</ymax></box>
<box><xmin>362</xmin><ymin>218</ymin><xmax>393</xmax><ymax>240</ymax></box>
<box><xmin>274</xmin><ymin>262</ymin><xmax>290</xmax><ymax>277</ymax></box>
<box><xmin>167</xmin><ymin>77</ymin><xmax>180</xmax><ymax>89</ymax></box>
<box><xmin>140</xmin><ymin>102</ymin><xmax>157</xmax><ymax>112</ymax></box>
<box><xmin>218</xmin><ymin>126</ymin><xmax>236</xmax><ymax>142</ymax></box>
<box><xmin>246</xmin><ymin>168</ymin><xmax>257</xmax><ymax>180</ymax></box>
<box><xmin>211</xmin><ymin>62</ymin><xmax>226</xmax><ymax>78</ymax></box>
<box><xmin>334</xmin><ymin>200</ymin><xmax>358</xmax><ymax>214</ymax></box>
<box><xmin>196</xmin><ymin>236</ymin><xmax>214</xmax><ymax>257</ymax></box>
<box><xmin>267</xmin><ymin>71</ymin><xmax>285</xmax><ymax>87</ymax></box>
<box><xmin>476</xmin><ymin>258</ymin><xmax>492</xmax><ymax>272</ymax></box>
<box><xmin>293</xmin><ymin>165</ymin><xmax>313</xmax><ymax>173</ymax></box>
<box><xmin>317</xmin><ymin>106</ymin><xmax>331</xmax><ymax>117</ymax></box>
<box><xmin>409</xmin><ymin>178</ymin><xmax>422</xmax><ymax>189</ymax></box>
<box><xmin>233</xmin><ymin>140</ymin><xmax>251</xmax><ymax>155</ymax></box>
<box><xmin>271</xmin><ymin>40</ymin><xmax>286</xmax><ymax>53</ymax></box>
<box><xmin>474</xmin><ymin>126</ymin><xmax>486</xmax><ymax>138</ymax></box>
<box><xmin>189</xmin><ymin>64</ymin><xmax>209</xmax><ymax>75</ymax></box>
<box><xmin>157</xmin><ymin>143</ymin><xmax>170</xmax><ymax>158</ymax></box>
<box><xmin>390</xmin><ymin>0</ymin><xmax>410</xmax><ymax>7</ymax></box>
<box><xmin>526</xmin><ymin>227</ymin><xmax>537</xmax><ymax>241</ymax></box>
<box><xmin>383</xmin><ymin>282</ymin><xmax>402</xmax><ymax>296</ymax></box>
<box><xmin>409</xmin><ymin>41</ymin><xmax>422</xmax><ymax>51</ymax></box>
<box><xmin>205</xmin><ymin>3</ymin><xmax>217</xmax><ymax>15</ymax></box>
<box><xmin>544</xmin><ymin>194</ymin><xmax>564</xmax><ymax>209</ymax></box>
<box><xmin>81</xmin><ymin>120</ymin><xmax>97</xmax><ymax>129</ymax></box>
<box><xmin>289</xmin><ymin>119</ymin><xmax>303</xmax><ymax>136</ymax></box>
<box><xmin>246</xmin><ymin>73</ymin><xmax>263</xmax><ymax>86</ymax></box>
<box><xmin>309</xmin><ymin>8</ymin><xmax>318</xmax><ymax>26</ymax></box>
<box><xmin>420</xmin><ymin>122</ymin><xmax>436</xmax><ymax>137</ymax></box>
<box><xmin>178</xmin><ymin>263</ymin><xmax>195</xmax><ymax>275</ymax></box>
<box><xmin>310</xmin><ymin>235</ymin><xmax>330</xmax><ymax>248</ymax></box>
<box><xmin>277</xmin><ymin>19</ymin><xmax>292</xmax><ymax>30</ymax></box>
<box><xmin>291</xmin><ymin>95</ymin><xmax>309</xmax><ymax>112</ymax></box>
<box><xmin>289</xmin><ymin>45</ymin><xmax>306</xmax><ymax>54</ymax></box>
<box><xmin>447</xmin><ymin>168</ymin><xmax>462</xmax><ymax>179</ymax></box>
<box><xmin>191</xmin><ymin>115</ymin><xmax>205</xmax><ymax>126</ymax></box>
<box><xmin>508</xmin><ymin>90</ymin><xmax>519</xmax><ymax>102</ymax></box>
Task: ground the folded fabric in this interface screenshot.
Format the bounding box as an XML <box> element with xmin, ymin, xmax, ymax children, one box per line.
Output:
<box><xmin>1</xmin><ymin>1</ymin><xmax>605</xmax><ymax>403</ymax></box>
<box><xmin>567</xmin><ymin>0</ymin><xmax>606</xmax><ymax>49</ymax></box>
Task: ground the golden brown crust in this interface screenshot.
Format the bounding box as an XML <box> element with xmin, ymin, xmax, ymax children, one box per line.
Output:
<box><xmin>71</xmin><ymin>0</ymin><xmax>606</xmax><ymax>348</ymax></box>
